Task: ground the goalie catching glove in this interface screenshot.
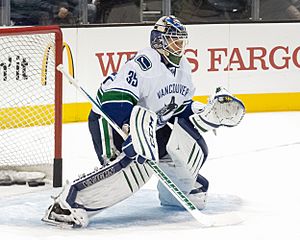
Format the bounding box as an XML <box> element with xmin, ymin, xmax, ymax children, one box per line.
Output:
<box><xmin>189</xmin><ymin>87</ymin><xmax>245</xmax><ymax>133</ymax></box>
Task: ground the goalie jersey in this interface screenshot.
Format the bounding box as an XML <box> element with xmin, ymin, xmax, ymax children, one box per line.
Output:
<box><xmin>95</xmin><ymin>47</ymin><xmax>196</xmax><ymax>129</ymax></box>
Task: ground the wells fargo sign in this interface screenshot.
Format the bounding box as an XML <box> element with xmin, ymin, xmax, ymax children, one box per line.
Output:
<box><xmin>95</xmin><ymin>46</ymin><xmax>300</xmax><ymax>77</ymax></box>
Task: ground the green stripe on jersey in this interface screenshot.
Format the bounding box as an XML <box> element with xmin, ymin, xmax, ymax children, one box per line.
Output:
<box><xmin>97</xmin><ymin>89</ymin><xmax>138</xmax><ymax>105</ymax></box>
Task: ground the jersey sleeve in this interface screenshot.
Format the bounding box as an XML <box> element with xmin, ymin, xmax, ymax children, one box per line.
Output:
<box><xmin>97</xmin><ymin>60</ymin><xmax>141</xmax><ymax>128</ymax></box>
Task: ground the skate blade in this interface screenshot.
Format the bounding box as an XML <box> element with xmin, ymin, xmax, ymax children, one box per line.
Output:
<box><xmin>41</xmin><ymin>217</ymin><xmax>74</xmax><ymax>229</ymax></box>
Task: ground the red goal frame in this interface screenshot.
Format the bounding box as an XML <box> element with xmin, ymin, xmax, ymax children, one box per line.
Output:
<box><xmin>0</xmin><ymin>25</ymin><xmax>63</xmax><ymax>187</ymax></box>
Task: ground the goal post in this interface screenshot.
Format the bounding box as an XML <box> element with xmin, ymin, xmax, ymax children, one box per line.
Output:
<box><xmin>0</xmin><ymin>25</ymin><xmax>63</xmax><ymax>187</ymax></box>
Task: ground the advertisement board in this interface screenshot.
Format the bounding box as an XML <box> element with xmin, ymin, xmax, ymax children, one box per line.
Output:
<box><xmin>61</xmin><ymin>23</ymin><xmax>300</xmax><ymax>122</ymax></box>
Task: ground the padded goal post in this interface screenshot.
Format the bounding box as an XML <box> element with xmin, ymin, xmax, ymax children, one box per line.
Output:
<box><xmin>0</xmin><ymin>26</ymin><xmax>63</xmax><ymax>187</ymax></box>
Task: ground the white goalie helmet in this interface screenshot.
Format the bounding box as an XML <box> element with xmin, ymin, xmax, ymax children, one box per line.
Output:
<box><xmin>150</xmin><ymin>15</ymin><xmax>188</xmax><ymax>67</ymax></box>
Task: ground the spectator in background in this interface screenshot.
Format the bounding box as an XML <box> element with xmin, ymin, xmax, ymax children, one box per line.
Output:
<box><xmin>93</xmin><ymin>0</ymin><xmax>111</xmax><ymax>23</ymax></box>
<box><xmin>171</xmin><ymin>0</ymin><xmax>250</xmax><ymax>22</ymax></box>
<box><xmin>260</xmin><ymin>0</ymin><xmax>300</xmax><ymax>20</ymax></box>
<box><xmin>88</xmin><ymin>0</ymin><xmax>97</xmax><ymax>23</ymax></box>
<box><xmin>105</xmin><ymin>0</ymin><xmax>140</xmax><ymax>23</ymax></box>
<box><xmin>291</xmin><ymin>0</ymin><xmax>300</xmax><ymax>9</ymax></box>
<box><xmin>53</xmin><ymin>2</ymin><xmax>76</xmax><ymax>25</ymax></box>
<box><xmin>11</xmin><ymin>0</ymin><xmax>53</xmax><ymax>25</ymax></box>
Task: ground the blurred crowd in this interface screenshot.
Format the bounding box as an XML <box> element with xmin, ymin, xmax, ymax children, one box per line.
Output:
<box><xmin>9</xmin><ymin>0</ymin><xmax>97</xmax><ymax>25</ymax></box>
<box><xmin>1</xmin><ymin>0</ymin><xmax>300</xmax><ymax>26</ymax></box>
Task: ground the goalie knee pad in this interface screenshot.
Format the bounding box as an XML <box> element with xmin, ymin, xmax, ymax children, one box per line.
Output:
<box><xmin>157</xmin><ymin>118</ymin><xmax>209</xmax><ymax>209</ymax></box>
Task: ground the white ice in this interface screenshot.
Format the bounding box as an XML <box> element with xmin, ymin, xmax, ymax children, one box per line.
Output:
<box><xmin>1</xmin><ymin>111</ymin><xmax>300</xmax><ymax>240</ymax></box>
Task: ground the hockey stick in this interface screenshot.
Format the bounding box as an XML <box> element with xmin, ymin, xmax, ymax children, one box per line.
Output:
<box><xmin>57</xmin><ymin>64</ymin><xmax>242</xmax><ymax>227</ymax></box>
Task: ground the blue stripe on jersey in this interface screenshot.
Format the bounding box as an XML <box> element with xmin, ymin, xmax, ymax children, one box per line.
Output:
<box><xmin>101</xmin><ymin>101</ymin><xmax>133</xmax><ymax>127</ymax></box>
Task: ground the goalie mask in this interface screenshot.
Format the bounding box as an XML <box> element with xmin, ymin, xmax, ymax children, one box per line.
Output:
<box><xmin>150</xmin><ymin>15</ymin><xmax>188</xmax><ymax>67</ymax></box>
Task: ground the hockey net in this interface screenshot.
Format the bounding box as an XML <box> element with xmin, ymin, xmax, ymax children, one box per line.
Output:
<box><xmin>0</xmin><ymin>26</ymin><xmax>63</xmax><ymax>187</ymax></box>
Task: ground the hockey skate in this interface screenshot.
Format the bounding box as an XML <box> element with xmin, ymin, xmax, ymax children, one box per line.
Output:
<box><xmin>158</xmin><ymin>174</ymin><xmax>209</xmax><ymax>210</ymax></box>
<box><xmin>42</xmin><ymin>183</ymin><xmax>89</xmax><ymax>228</ymax></box>
<box><xmin>42</xmin><ymin>201</ymin><xmax>89</xmax><ymax>228</ymax></box>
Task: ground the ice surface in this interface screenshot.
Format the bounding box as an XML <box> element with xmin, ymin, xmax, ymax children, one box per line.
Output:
<box><xmin>1</xmin><ymin>112</ymin><xmax>300</xmax><ymax>240</ymax></box>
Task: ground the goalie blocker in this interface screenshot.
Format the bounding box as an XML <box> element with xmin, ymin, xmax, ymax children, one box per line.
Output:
<box><xmin>42</xmin><ymin>107</ymin><xmax>210</xmax><ymax>228</ymax></box>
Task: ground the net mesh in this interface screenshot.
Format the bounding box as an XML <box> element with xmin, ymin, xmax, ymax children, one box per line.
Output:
<box><xmin>0</xmin><ymin>32</ymin><xmax>56</xmax><ymax>175</ymax></box>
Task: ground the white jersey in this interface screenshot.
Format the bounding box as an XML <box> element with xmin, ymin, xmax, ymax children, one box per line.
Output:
<box><xmin>100</xmin><ymin>47</ymin><xmax>195</xmax><ymax>127</ymax></box>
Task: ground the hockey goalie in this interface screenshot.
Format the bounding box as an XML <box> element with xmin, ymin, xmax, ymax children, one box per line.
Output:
<box><xmin>42</xmin><ymin>15</ymin><xmax>245</xmax><ymax>228</ymax></box>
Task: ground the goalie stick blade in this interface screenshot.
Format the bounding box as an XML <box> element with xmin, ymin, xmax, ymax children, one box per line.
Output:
<box><xmin>195</xmin><ymin>211</ymin><xmax>243</xmax><ymax>228</ymax></box>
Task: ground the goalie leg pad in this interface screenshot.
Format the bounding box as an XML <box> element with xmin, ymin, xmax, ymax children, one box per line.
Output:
<box><xmin>43</xmin><ymin>154</ymin><xmax>153</xmax><ymax>227</ymax></box>
<box><xmin>166</xmin><ymin>118</ymin><xmax>208</xmax><ymax>179</ymax></box>
<box><xmin>157</xmin><ymin>118</ymin><xmax>209</xmax><ymax>209</ymax></box>
<box><xmin>69</xmin><ymin>155</ymin><xmax>152</xmax><ymax>213</ymax></box>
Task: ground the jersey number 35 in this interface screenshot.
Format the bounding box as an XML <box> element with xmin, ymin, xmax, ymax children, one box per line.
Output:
<box><xmin>126</xmin><ymin>70</ymin><xmax>138</xmax><ymax>87</ymax></box>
